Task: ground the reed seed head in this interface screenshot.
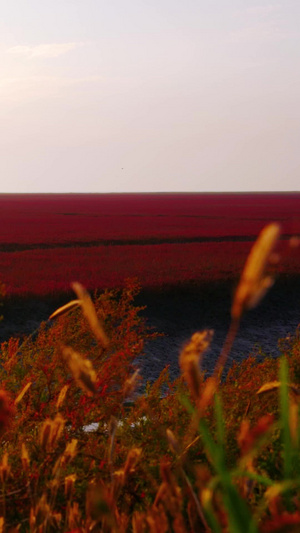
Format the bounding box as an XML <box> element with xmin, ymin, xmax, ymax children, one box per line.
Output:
<box><xmin>35</xmin><ymin>494</ymin><xmax>50</xmax><ymax>527</ymax></box>
<box><xmin>123</xmin><ymin>369</ymin><xmax>141</xmax><ymax>399</ymax></box>
<box><xmin>63</xmin><ymin>439</ymin><xmax>78</xmax><ymax>465</ymax></box>
<box><xmin>56</xmin><ymin>384</ymin><xmax>69</xmax><ymax>409</ymax></box>
<box><xmin>198</xmin><ymin>376</ymin><xmax>217</xmax><ymax>414</ymax></box>
<box><xmin>21</xmin><ymin>443</ymin><xmax>30</xmax><ymax>471</ymax></box>
<box><xmin>166</xmin><ymin>428</ymin><xmax>180</xmax><ymax>454</ymax></box>
<box><xmin>40</xmin><ymin>419</ymin><xmax>52</xmax><ymax>451</ymax></box>
<box><xmin>49</xmin><ymin>413</ymin><xmax>65</xmax><ymax>449</ymax></box>
<box><xmin>39</xmin><ymin>414</ymin><xmax>65</xmax><ymax>451</ymax></box>
<box><xmin>62</xmin><ymin>345</ymin><xmax>97</xmax><ymax>396</ymax></box>
<box><xmin>0</xmin><ymin>452</ymin><xmax>10</xmax><ymax>483</ymax></box>
<box><xmin>71</xmin><ymin>282</ymin><xmax>109</xmax><ymax>348</ymax></box>
<box><xmin>232</xmin><ymin>223</ymin><xmax>281</xmax><ymax>321</ymax></box>
<box><xmin>65</xmin><ymin>474</ymin><xmax>77</xmax><ymax>499</ymax></box>
<box><xmin>179</xmin><ymin>330</ymin><xmax>213</xmax><ymax>399</ymax></box>
<box><xmin>124</xmin><ymin>448</ymin><xmax>142</xmax><ymax>477</ymax></box>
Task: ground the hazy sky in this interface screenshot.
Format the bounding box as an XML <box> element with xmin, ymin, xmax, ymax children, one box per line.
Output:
<box><xmin>1</xmin><ymin>1</ymin><xmax>299</xmax><ymax>192</ymax></box>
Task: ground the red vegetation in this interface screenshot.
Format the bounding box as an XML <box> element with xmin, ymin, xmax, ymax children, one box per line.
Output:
<box><xmin>0</xmin><ymin>193</ymin><xmax>299</xmax><ymax>296</ymax></box>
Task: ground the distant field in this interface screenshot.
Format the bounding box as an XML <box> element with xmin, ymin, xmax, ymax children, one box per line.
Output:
<box><xmin>0</xmin><ymin>193</ymin><xmax>299</xmax><ymax>296</ymax></box>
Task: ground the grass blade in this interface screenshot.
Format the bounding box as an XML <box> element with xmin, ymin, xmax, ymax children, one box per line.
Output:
<box><xmin>279</xmin><ymin>358</ymin><xmax>292</xmax><ymax>479</ymax></box>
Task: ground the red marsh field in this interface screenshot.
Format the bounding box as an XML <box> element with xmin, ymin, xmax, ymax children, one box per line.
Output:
<box><xmin>0</xmin><ymin>192</ymin><xmax>300</xmax><ymax>296</ymax></box>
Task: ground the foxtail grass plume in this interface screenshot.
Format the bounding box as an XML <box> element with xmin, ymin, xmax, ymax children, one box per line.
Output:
<box><xmin>65</xmin><ymin>474</ymin><xmax>76</xmax><ymax>499</ymax></box>
<box><xmin>231</xmin><ymin>223</ymin><xmax>281</xmax><ymax>321</ymax></box>
<box><xmin>179</xmin><ymin>330</ymin><xmax>213</xmax><ymax>400</ymax></box>
<box><xmin>62</xmin><ymin>345</ymin><xmax>97</xmax><ymax>396</ymax></box>
<box><xmin>0</xmin><ymin>453</ymin><xmax>10</xmax><ymax>483</ymax></box>
<box><xmin>72</xmin><ymin>282</ymin><xmax>109</xmax><ymax>348</ymax></box>
<box><xmin>40</xmin><ymin>419</ymin><xmax>52</xmax><ymax>451</ymax></box>
<box><xmin>123</xmin><ymin>369</ymin><xmax>140</xmax><ymax>399</ymax></box>
<box><xmin>123</xmin><ymin>448</ymin><xmax>142</xmax><ymax>477</ymax></box>
<box><xmin>33</xmin><ymin>494</ymin><xmax>51</xmax><ymax>529</ymax></box>
<box><xmin>21</xmin><ymin>443</ymin><xmax>30</xmax><ymax>472</ymax></box>
<box><xmin>49</xmin><ymin>299</ymin><xmax>81</xmax><ymax>320</ymax></box>
<box><xmin>198</xmin><ymin>376</ymin><xmax>218</xmax><ymax>415</ymax></box>
<box><xmin>166</xmin><ymin>428</ymin><xmax>180</xmax><ymax>455</ymax></box>
<box><xmin>63</xmin><ymin>439</ymin><xmax>78</xmax><ymax>465</ymax></box>
<box><xmin>39</xmin><ymin>414</ymin><xmax>65</xmax><ymax>451</ymax></box>
<box><xmin>56</xmin><ymin>384</ymin><xmax>69</xmax><ymax>409</ymax></box>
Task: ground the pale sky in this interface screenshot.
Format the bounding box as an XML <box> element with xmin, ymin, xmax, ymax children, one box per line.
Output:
<box><xmin>0</xmin><ymin>1</ymin><xmax>299</xmax><ymax>192</ymax></box>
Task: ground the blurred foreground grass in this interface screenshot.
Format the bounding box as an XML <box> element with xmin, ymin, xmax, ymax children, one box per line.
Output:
<box><xmin>0</xmin><ymin>224</ymin><xmax>300</xmax><ymax>532</ymax></box>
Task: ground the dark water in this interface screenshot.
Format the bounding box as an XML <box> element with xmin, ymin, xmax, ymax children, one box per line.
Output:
<box><xmin>1</xmin><ymin>277</ymin><xmax>300</xmax><ymax>383</ymax></box>
<box><xmin>136</xmin><ymin>278</ymin><xmax>300</xmax><ymax>382</ymax></box>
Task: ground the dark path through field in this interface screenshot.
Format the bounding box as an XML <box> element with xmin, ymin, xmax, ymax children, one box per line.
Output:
<box><xmin>1</xmin><ymin>278</ymin><xmax>300</xmax><ymax>384</ymax></box>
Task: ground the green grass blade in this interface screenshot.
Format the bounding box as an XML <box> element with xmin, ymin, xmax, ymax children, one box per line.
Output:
<box><xmin>204</xmin><ymin>506</ymin><xmax>223</xmax><ymax>533</ymax></box>
<box><xmin>181</xmin><ymin>394</ymin><xmax>259</xmax><ymax>532</ymax></box>
<box><xmin>231</xmin><ymin>469</ymin><xmax>273</xmax><ymax>487</ymax></box>
<box><xmin>215</xmin><ymin>394</ymin><xmax>225</xmax><ymax>450</ymax></box>
<box><xmin>279</xmin><ymin>358</ymin><xmax>292</xmax><ymax>479</ymax></box>
<box><xmin>180</xmin><ymin>394</ymin><xmax>219</xmax><ymax>466</ymax></box>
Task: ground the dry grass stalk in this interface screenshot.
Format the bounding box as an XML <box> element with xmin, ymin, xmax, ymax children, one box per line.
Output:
<box><xmin>49</xmin><ymin>299</ymin><xmax>81</xmax><ymax>320</ymax></box>
<box><xmin>166</xmin><ymin>429</ymin><xmax>180</xmax><ymax>455</ymax></box>
<box><xmin>63</xmin><ymin>439</ymin><xmax>78</xmax><ymax>465</ymax></box>
<box><xmin>257</xmin><ymin>381</ymin><xmax>300</xmax><ymax>398</ymax></box>
<box><xmin>14</xmin><ymin>382</ymin><xmax>32</xmax><ymax>405</ymax></box>
<box><xmin>231</xmin><ymin>223</ymin><xmax>281</xmax><ymax>321</ymax></box>
<box><xmin>146</xmin><ymin>507</ymin><xmax>169</xmax><ymax>532</ymax></box>
<box><xmin>21</xmin><ymin>443</ymin><xmax>30</xmax><ymax>472</ymax></box>
<box><xmin>62</xmin><ymin>345</ymin><xmax>97</xmax><ymax>396</ymax></box>
<box><xmin>181</xmin><ymin>436</ymin><xmax>200</xmax><ymax>457</ymax></box>
<box><xmin>66</xmin><ymin>502</ymin><xmax>81</xmax><ymax>532</ymax></box>
<box><xmin>113</xmin><ymin>448</ymin><xmax>142</xmax><ymax>496</ymax></box>
<box><xmin>33</xmin><ymin>493</ymin><xmax>51</xmax><ymax>529</ymax></box>
<box><xmin>72</xmin><ymin>282</ymin><xmax>109</xmax><ymax>348</ymax></box>
<box><xmin>56</xmin><ymin>384</ymin><xmax>69</xmax><ymax>409</ymax></box>
<box><xmin>179</xmin><ymin>331</ymin><xmax>213</xmax><ymax>400</ymax></box>
<box><xmin>49</xmin><ymin>414</ymin><xmax>65</xmax><ymax>450</ymax></box>
<box><xmin>123</xmin><ymin>369</ymin><xmax>141</xmax><ymax>399</ymax></box>
<box><xmin>108</xmin><ymin>416</ymin><xmax>118</xmax><ymax>466</ymax></box>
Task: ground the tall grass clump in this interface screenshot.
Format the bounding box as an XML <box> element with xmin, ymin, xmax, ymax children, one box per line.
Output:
<box><xmin>0</xmin><ymin>225</ymin><xmax>299</xmax><ymax>531</ymax></box>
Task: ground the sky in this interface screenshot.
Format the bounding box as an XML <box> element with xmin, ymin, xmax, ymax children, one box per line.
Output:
<box><xmin>0</xmin><ymin>1</ymin><xmax>299</xmax><ymax>193</ymax></box>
